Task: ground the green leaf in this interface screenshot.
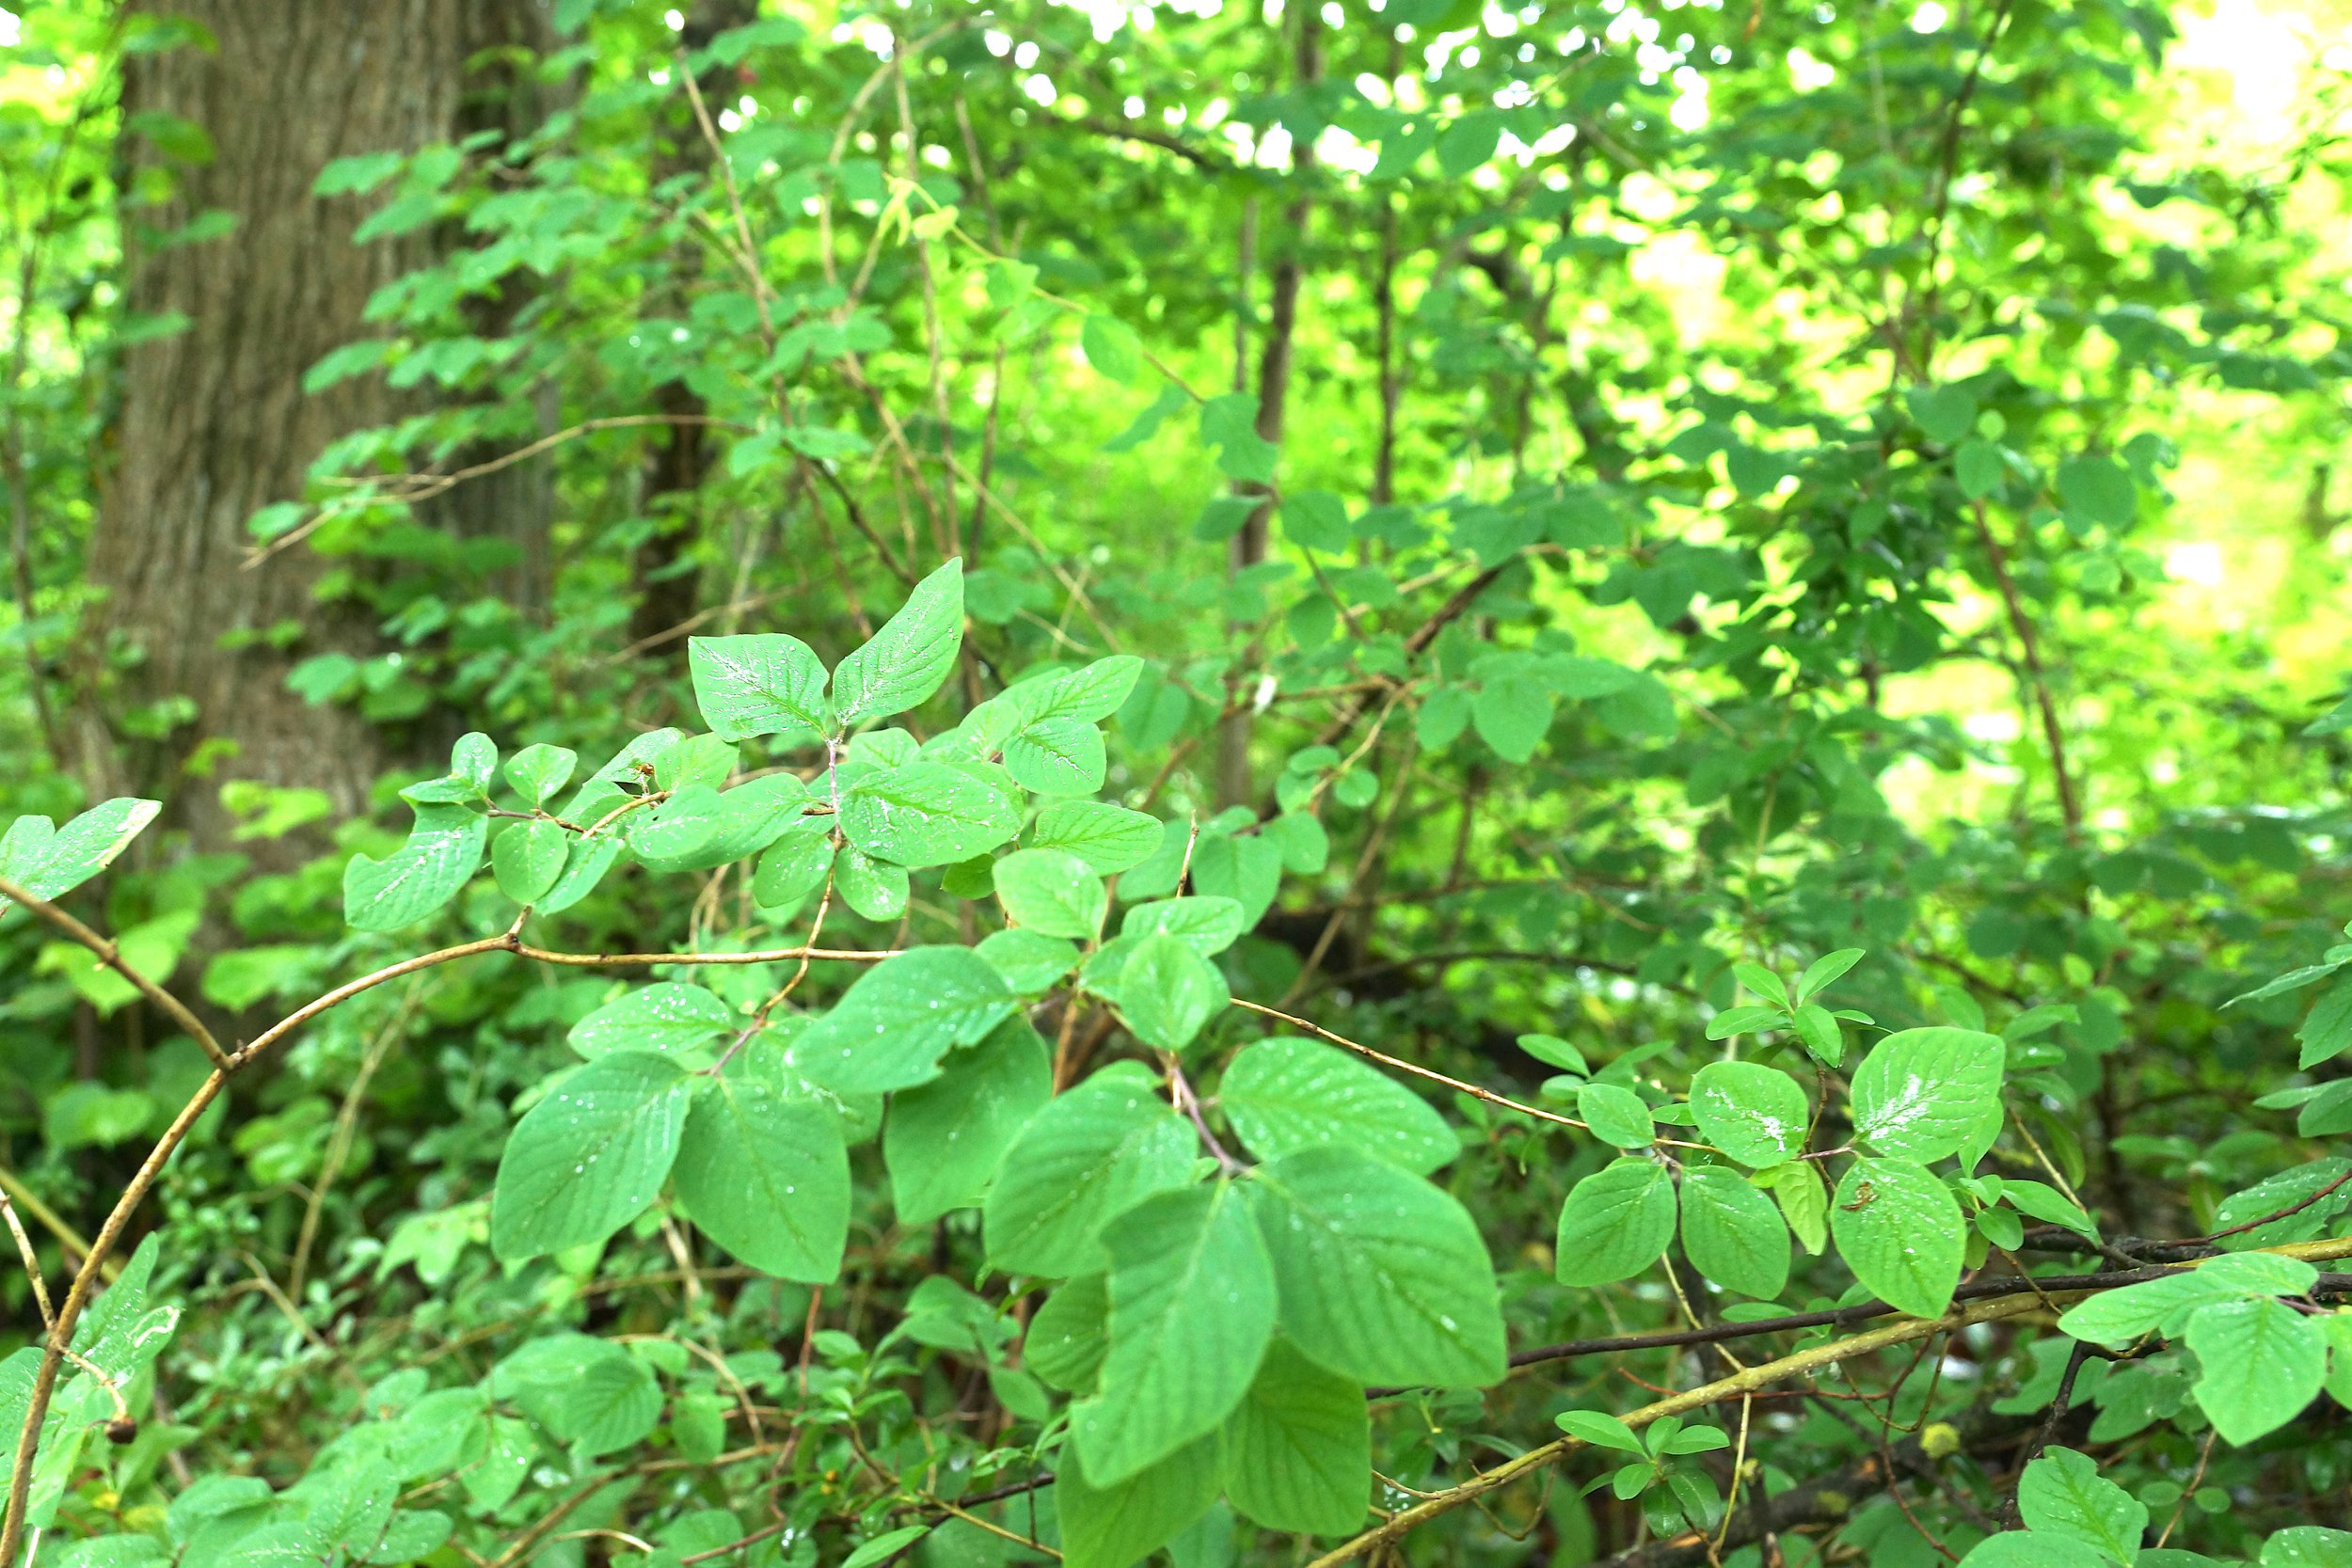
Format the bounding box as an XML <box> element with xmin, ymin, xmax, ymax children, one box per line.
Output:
<box><xmin>1056</xmin><ymin>1430</ymin><xmax>1223</xmax><ymax>1568</ymax></box>
<box><xmin>1417</xmin><ymin>687</ymin><xmax>1472</xmax><ymax>750</ymax></box>
<box><xmin>1282</xmin><ymin>491</ymin><xmax>1352</xmax><ymax>554</ymax></box>
<box><xmin>836</xmin><ymin>845</ymin><xmax>909</xmax><ymax>920</ymax></box>
<box><xmin>1082</xmin><ymin>315</ymin><xmax>1146</xmax><ymax>383</ymax></box>
<box><xmin>1848</xmin><ymin>1027</ymin><xmax>2005</xmax><ymax>1163</ymax></box>
<box><xmin>1222</xmin><ymin>1338</ymin><xmax>1369</xmax><ymax>1535</ymax></box>
<box><xmin>627</xmin><ymin>784</ymin><xmax>723</xmax><ymax>868</ymax></box>
<box><xmin>1218</xmin><ymin>1037</ymin><xmax>1455</xmax><ymax>1175</ymax></box>
<box><xmin>884</xmin><ymin>1018</ymin><xmax>1052</xmax><ymax>1224</ymax></box>
<box><xmin>1830</xmin><ymin>1157</ymin><xmax>1964</xmax><ymax>1319</ymax></box>
<box><xmin>1249</xmin><ymin>1147</ymin><xmax>1506</xmax><ymax>1387</ymax></box>
<box><xmin>563</xmin><ymin>730</ymin><xmax>683</xmax><ymax>819</ymax></box>
<box><xmin>673</xmin><ymin>1078</ymin><xmax>849</xmax><ymax>1282</ymax></box>
<box><xmin>501</xmin><ymin>745</ymin><xmax>576</xmax><ymax>807</ymax></box>
<box><xmin>492</xmin><ymin>819</ymin><xmax>569</xmax><ymax>905</ymax></box>
<box><xmin>492</xmin><ymin>1338</ymin><xmax>661</xmax><ymax>1458</ymax></box>
<box><xmin>794</xmin><ymin>947</ymin><xmax>1014</xmax><ymax>1094</ymax></box>
<box><xmin>688</xmin><ymin>633</ymin><xmax>831</xmax><ymax>744</ymax></box>
<box><xmin>1027</xmin><ymin>1274</ymin><xmax>1111</xmax><ymax>1393</ymax></box>
<box><xmin>1959</xmin><ymin>1535</ymin><xmax>2109</xmax><ymax>1568</ymax></box>
<box><xmin>1731</xmin><ymin>962</ymin><xmax>1788</xmax><ymax>1006</ymax></box>
<box><xmin>1200</xmin><ymin>393</ymin><xmax>1277</xmax><ymax>483</ymax></box>
<box><xmin>1957</xmin><ymin>439</ymin><xmax>2006</xmax><ymax>499</ymax></box>
<box><xmin>1704</xmin><ymin>1005</ymin><xmax>1782</xmax><ymax>1042</ymax></box>
<box><xmin>2265</xmin><ymin>1528</ymin><xmax>2352</xmax><ymax>1566</ymax></box>
<box><xmin>2228</xmin><ymin>960</ymin><xmax>2348</xmax><ymax>1007</ymax></box>
<box><xmin>343</xmin><ymin>802</ymin><xmax>486</xmax><ymax>931</ymax></box>
<box><xmin>976</xmin><ymin>928</ymin><xmax>1080</xmax><ymax>993</ymax></box>
<box><xmin>0</xmin><ymin>799</ymin><xmax>161</xmax><ymax>911</ymax></box>
<box><xmin>994</xmin><ymin>848</ymin><xmax>1108</xmax><ymax>939</ymax></box>
<box><xmin>1795</xmin><ymin>947</ymin><xmax>1866</xmax><ymax>1004</ymax></box>
<box><xmin>983</xmin><ymin>1062</ymin><xmax>1197</xmax><ymax>1275</ymax></box>
<box><xmin>1005</xmin><ymin>719</ymin><xmax>1108</xmax><ymax>796</ymax></box>
<box><xmin>636</xmin><ymin>774</ymin><xmax>811</xmax><ymax>873</ymax></box>
<box><xmin>2059</xmin><ymin>1254</ymin><xmax>2318</xmax><ymax>1344</ymax></box>
<box><xmin>1187</xmin><ymin>834</ymin><xmax>1281</xmax><ymax>928</ymax></box>
<box><xmin>1260</xmin><ymin>813</ymin><xmax>1328</xmax><ymax>875</ymax></box>
<box><xmin>1690</xmin><ymin>1062</ymin><xmax>1809</xmax><ymax>1167</ymax></box>
<box><xmin>1471</xmin><ymin>676</ymin><xmax>1552</xmax><ymax>763</ymax></box>
<box><xmin>2186</xmin><ymin>1296</ymin><xmax>2328</xmax><ymax>1444</ymax></box>
<box><xmin>1435</xmin><ymin>109</ymin><xmax>1502</xmax><ymax>175</ymax></box>
<box><xmin>840</xmin><ymin>1527</ymin><xmax>932</xmax><ymax>1568</ymax></box>
<box><xmin>837</xmin><ymin>761</ymin><xmax>1019</xmax><ymax>868</ymax></box>
<box><xmin>1557</xmin><ymin>1409</ymin><xmax>1645</xmax><ymax>1453</ymax></box>
<box><xmin>490</xmin><ymin>1053</ymin><xmax>691</xmax><ymax>1261</ymax></box>
<box><xmin>567</xmin><ymin>982</ymin><xmax>735</xmax><ymax>1060</ymax></box>
<box><xmin>1678</xmin><ymin>1164</ymin><xmax>1789</xmax><ymax>1300</ymax></box>
<box><xmin>1791</xmin><ymin>1005</ymin><xmax>1843</xmax><ymax>1063</ymax></box>
<box><xmin>2212</xmin><ymin>1161</ymin><xmax>2352</xmax><ymax>1249</ymax></box>
<box><xmin>2301</xmin><ymin>975</ymin><xmax>2352</xmax><ymax>1069</ymax></box>
<box><xmin>1554</xmin><ymin>1158</ymin><xmax>1677</xmax><ymax>1286</ymax></box>
<box><xmin>1115</xmin><ymin>932</ymin><xmax>1228</xmax><ymax>1052</ymax></box>
<box><xmin>1756</xmin><ymin>1162</ymin><xmax>1829</xmax><ymax>1254</ymax></box>
<box><xmin>837</xmin><ymin>1523</ymin><xmax>927</xmax><ymax>1568</ymax></box>
<box><xmin>535</xmin><ymin>832</ymin><xmax>623</xmax><ymax>918</ymax></box>
<box><xmin>1906</xmin><ymin>384</ymin><xmax>1977</xmax><ymax>443</ymax></box>
<box><xmin>1020</xmin><ymin>659</ymin><xmax>1144</xmax><ymax>722</ymax></box>
<box><xmin>832</xmin><ymin>558</ymin><xmax>964</xmax><ymax>727</ymax></box>
<box><xmin>1578</xmin><ymin>1083</ymin><xmax>1656</xmax><ymax>1148</ymax></box>
<box><xmin>2057</xmin><ymin>453</ymin><xmax>2136</xmax><ymax>529</ymax></box>
<box><xmin>1072</xmin><ymin>1181</ymin><xmax>1277</xmax><ymax>1484</ymax></box>
<box><xmin>2001</xmin><ymin>1178</ymin><xmax>2099</xmax><ymax>1239</ymax></box>
<box><xmin>1518</xmin><ymin>1034</ymin><xmax>1589</xmax><ymax>1075</ymax></box>
<box><xmin>1121</xmin><ymin>897</ymin><xmax>1247</xmax><ymax>957</ymax></box>
<box><xmin>1031</xmin><ymin>800</ymin><xmax>1163</xmax><ymax>873</ymax></box>
<box><xmin>2017</xmin><ymin>1446</ymin><xmax>2147</xmax><ymax>1563</ymax></box>
<box><xmin>753</xmin><ymin>817</ymin><xmax>836</xmax><ymax>910</ymax></box>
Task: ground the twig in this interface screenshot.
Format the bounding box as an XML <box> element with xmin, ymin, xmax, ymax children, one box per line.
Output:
<box><xmin>0</xmin><ymin>877</ymin><xmax>231</xmax><ymax>1069</ymax></box>
<box><xmin>0</xmin><ymin>1168</ymin><xmax>100</xmax><ymax>1275</ymax></box>
<box><xmin>1310</xmin><ymin>1234</ymin><xmax>2352</xmax><ymax>1568</ymax></box>
<box><xmin>1230</xmin><ymin>998</ymin><xmax>1586</xmax><ymax>1135</ymax></box>
<box><xmin>1969</xmin><ymin>499</ymin><xmax>2082</xmax><ymax>840</ymax></box>
<box><xmin>246</xmin><ymin>415</ymin><xmax>746</xmax><ymax>567</ymax></box>
<box><xmin>289</xmin><ymin>982</ymin><xmax>426</xmax><ymax>1298</ymax></box>
<box><xmin>0</xmin><ymin>1187</ymin><xmax>52</xmax><ymax>1328</ymax></box>
<box><xmin>0</xmin><ymin>926</ymin><xmax>897</xmax><ymax>1564</ymax></box>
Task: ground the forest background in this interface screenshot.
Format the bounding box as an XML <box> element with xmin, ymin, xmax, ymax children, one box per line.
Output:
<box><xmin>6</xmin><ymin>0</ymin><xmax>2352</xmax><ymax>1564</ymax></box>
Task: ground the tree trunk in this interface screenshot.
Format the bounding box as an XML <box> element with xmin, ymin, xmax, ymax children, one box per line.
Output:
<box><xmin>628</xmin><ymin>0</ymin><xmax>755</xmax><ymax>656</ymax></box>
<box><xmin>83</xmin><ymin>0</ymin><xmax>553</xmax><ymax>858</ymax></box>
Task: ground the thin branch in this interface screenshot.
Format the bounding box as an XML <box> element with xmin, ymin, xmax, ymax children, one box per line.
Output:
<box><xmin>1970</xmin><ymin>499</ymin><xmax>2082</xmax><ymax>840</ymax></box>
<box><xmin>1232</xmin><ymin>998</ymin><xmax>1611</xmax><ymax>1140</ymax></box>
<box><xmin>1309</xmin><ymin>1234</ymin><xmax>2352</xmax><ymax>1568</ymax></box>
<box><xmin>0</xmin><ymin>926</ymin><xmax>896</xmax><ymax>1563</ymax></box>
<box><xmin>0</xmin><ymin>1187</ymin><xmax>52</xmax><ymax>1329</ymax></box>
<box><xmin>246</xmin><ymin>415</ymin><xmax>746</xmax><ymax>568</ymax></box>
<box><xmin>0</xmin><ymin>878</ymin><xmax>230</xmax><ymax>1069</ymax></box>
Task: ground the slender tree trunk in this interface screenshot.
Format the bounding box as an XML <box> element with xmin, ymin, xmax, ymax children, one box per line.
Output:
<box><xmin>83</xmin><ymin>0</ymin><xmax>552</xmax><ymax>857</ymax></box>
<box><xmin>1216</xmin><ymin>5</ymin><xmax>1321</xmax><ymax>809</ymax></box>
<box><xmin>628</xmin><ymin>0</ymin><xmax>755</xmax><ymax>654</ymax></box>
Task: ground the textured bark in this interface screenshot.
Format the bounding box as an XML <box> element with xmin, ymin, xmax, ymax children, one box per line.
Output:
<box><xmin>628</xmin><ymin>0</ymin><xmax>755</xmax><ymax>653</ymax></box>
<box><xmin>84</xmin><ymin>0</ymin><xmax>552</xmax><ymax>856</ymax></box>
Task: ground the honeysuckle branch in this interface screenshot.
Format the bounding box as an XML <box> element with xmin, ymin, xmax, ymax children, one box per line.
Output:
<box><xmin>0</xmin><ymin>1187</ymin><xmax>50</xmax><ymax>1327</ymax></box>
<box><xmin>0</xmin><ymin>877</ymin><xmax>232</xmax><ymax>1069</ymax></box>
<box><xmin>1317</xmin><ymin>1234</ymin><xmax>2352</xmax><ymax>1568</ymax></box>
<box><xmin>0</xmin><ymin>927</ymin><xmax>898</xmax><ymax>1567</ymax></box>
<box><xmin>1231</xmin><ymin>998</ymin><xmax>1713</xmax><ymax>1151</ymax></box>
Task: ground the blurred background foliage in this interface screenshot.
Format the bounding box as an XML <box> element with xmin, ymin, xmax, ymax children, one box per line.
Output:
<box><xmin>7</xmin><ymin>0</ymin><xmax>2352</xmax><ymax>1560</ymax></box>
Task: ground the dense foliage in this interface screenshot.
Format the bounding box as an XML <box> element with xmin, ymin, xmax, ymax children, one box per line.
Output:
<box><xmin>7</xmin><ymin>0</ymin><xmax>2352</xmax><ymax>1564</ymax></box>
